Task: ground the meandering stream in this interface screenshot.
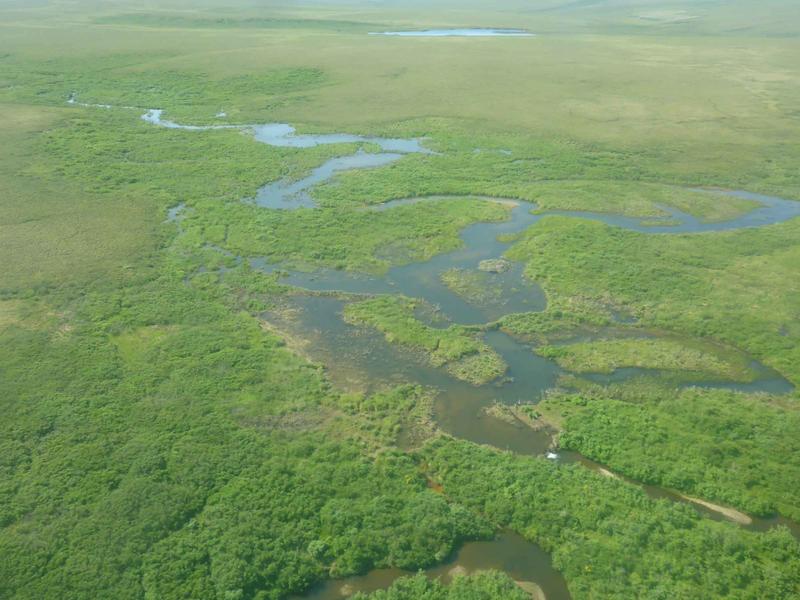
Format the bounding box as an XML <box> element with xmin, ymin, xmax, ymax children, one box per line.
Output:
<box><xmin>137</xmin><ymin>105</ymin><xmax>800</xmax><ymax>596</ymax></box>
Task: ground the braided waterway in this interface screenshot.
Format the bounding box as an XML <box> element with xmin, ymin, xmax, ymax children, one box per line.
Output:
<box><xmin>136</xmin><ymin>105</ymin><xmax>800</xmax><ymax>597</ymax></box>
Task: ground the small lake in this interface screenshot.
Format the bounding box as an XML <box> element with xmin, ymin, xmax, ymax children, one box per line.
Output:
<box><xmin>369</xmin><ymin>29</ymin><xmax>535</xmax><ymax>37</ymax></box>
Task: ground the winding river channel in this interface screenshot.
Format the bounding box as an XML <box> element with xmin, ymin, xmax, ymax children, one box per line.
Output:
<box><xmin>138</xmin><ymin>106</ymin><xmax>800</xmax><ymax>598</ymax></box>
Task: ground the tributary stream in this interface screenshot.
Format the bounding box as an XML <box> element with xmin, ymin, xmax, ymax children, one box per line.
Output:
<box><xmin>136</xmin><ymin>106</ymin><xmax>800</xmax><ymax>597</ymax></box>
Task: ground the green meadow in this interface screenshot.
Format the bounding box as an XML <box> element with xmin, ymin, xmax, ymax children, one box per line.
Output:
<box><xmin>2</xmin><ymin>0</ymin><xmax>800</xmax><ymax>599</ymax></box>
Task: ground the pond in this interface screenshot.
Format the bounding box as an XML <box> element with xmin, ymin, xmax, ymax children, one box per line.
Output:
<box><xmin>368</xmin><ymin>29</ymin><xmax>535</xmax><ymax>37</ymax></box>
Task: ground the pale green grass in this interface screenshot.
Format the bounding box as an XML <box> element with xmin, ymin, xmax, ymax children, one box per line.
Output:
<box><xmin>538</xmin><ymin>336</ymin><xmax>755</xmax><ymax>381</ymax></box>
<box><xmin>0</xmin><ymin>105</ymin><xmax>159</xmax><ymax>294</ymax></box>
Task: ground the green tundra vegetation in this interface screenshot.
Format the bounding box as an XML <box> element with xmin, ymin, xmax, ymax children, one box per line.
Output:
<box><xmin>344</xmin><ymin>296</ymin><xmax>506</xmax><ymax>385</ymax></box>
<box><xmin>536</xmin><ymin>336</ymin><xmax>756</xmax><ymax>382</ymax></box>
<box><xmin>2</xmin><ymin>0</ymin><xmax>800</xmax><ymax>598</ymax></box>
<box><xmin>526</xmin><ymin>181</ymin><xmax>761</xmax><ymax>222</ymax></box>
<box><xmin>538</xmin><ymin>388</ymin><xmax>800</xmax><ymax>521</ymax></box>
<box><xmin>314</xmin><ymin>162</ymin><xmax>767</xmax><ymax>222</ymax></box>
<box><xmin>503</xmin><ymin>216</ymin><xmax>800</xmax><ymax>384</ymax></box>
<box><xmin>421</xmin><ymin>437</ymin><xmax>800</xmax><ymax>599</ymax></box>
<box><xmin>194</xmin><ymin>197</ymin><xmax>508</xmax><ymax>274</ymax></box>
<box><xmin>353</xmin><ymin>572</ymin><xmax>531</xmax><ymax>599</ymax></box>
<box><xmin>440</xmin><ymin>269</ymin><xmax>504</xmax><ymax>307</ymax></box>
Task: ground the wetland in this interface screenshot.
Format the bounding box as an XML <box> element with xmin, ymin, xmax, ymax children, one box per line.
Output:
<box><xmin>4</xmin><ymin>3</ymin><xmax>800</xmax><ymax>598</ymax></box>
<box><xmin>150</xmin><ymin>104</ymin><xmax>800</xmax><ymax>598</ymax></box>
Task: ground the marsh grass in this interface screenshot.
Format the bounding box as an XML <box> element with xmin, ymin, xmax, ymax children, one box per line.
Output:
<box><xmin>440</xmin><ymin>269</ymin><xmax>503</xmax><ymax>306</ymax></box>
<box><xmin>344</xmin><ymin>296</ymin><xmax>505</xmax><ymax>385</ymax></box>
<box><xmin>505</xmin><ymin>216</ymin><xmax>800</xmax><ymax>384</ymax></box>
<box><xmin>537</xmin><ymin>336</ymin><xmax>757</xmax><ymax>382</ymax></box>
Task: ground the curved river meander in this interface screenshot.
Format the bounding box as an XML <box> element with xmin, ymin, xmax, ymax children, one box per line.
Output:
<box><xmin>136</xmin><ymin>106</ymin><xmax>800</xmax><ymax>598</ymax></box>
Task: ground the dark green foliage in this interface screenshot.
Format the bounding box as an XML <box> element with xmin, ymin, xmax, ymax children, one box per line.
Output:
<box><xmin>0</xmin><ymin>265</ymin><xmax>489</xmax><ymax>600</ymax></box>
<box><xmin>542</xmin><ymin>390</ymin><xmax>800</xmax><ymax>520</ymax></box>
<box><xmin>352</xmin><ymin>572</ymin><xmax>530</xmax><ymax>600</ymax></box>
<box><xmin>421</xmin><ymin>438</ymin><xmax>800</xmax><ymax>599</ymax></box>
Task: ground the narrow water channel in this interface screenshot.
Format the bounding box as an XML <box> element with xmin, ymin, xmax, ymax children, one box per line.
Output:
<box><xmin>298</xmin><ymin>531</ymin><xmax>567</xmax><ymax>600</ymax></box>
<box><xmin>136</xmin><ymin>105</ymin><xmax>800</xmax><ymax>595</ymax></box>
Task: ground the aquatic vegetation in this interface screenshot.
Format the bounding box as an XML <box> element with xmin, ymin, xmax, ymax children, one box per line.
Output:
<box><xmin>197</xmin><ymin>197</ymin><xmax>508</xmax><ymax>274</ymax></box>
<box><xmin>537</xmin><ymin>336</ymin><xmax>756</xmax><ymax>382</ymax></box>
<box><xmin>528</xmin><ymin>180</ymin><xmax>760</xmax><ymax>222</ymax></box>
<box><xmin>498</xmin><ymin>300</ymin><xmax>614</xmax><ymax>344</ymax></box>
<box><xmin>440</xmin><ymin>269</ymin><xmax>503</xmax><ymax>306</ymax></box>
<box><xmin>344</xmin><ymin>296</ymin><xmax>506</xmax><ymax>385</ymax></box>
<box><xmin>477</xmin><ymin>259</ymin><xmax>511</xmax><ymax>273</ymax></box>
<box><xmin>505</xmin><ymin>216</ymin><xmax>800</xmax><ymax>384</ymax></box>
<box><xmin>540</xmin><ymin>388</ymin><xmax>800</xmax><ymax>521</ymax></box>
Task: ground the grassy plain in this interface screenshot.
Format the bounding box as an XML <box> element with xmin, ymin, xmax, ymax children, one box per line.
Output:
<box><xmin>1</xmin><ymin>0</ymin><xmax>800</xmax><ymax>599</ymax></box>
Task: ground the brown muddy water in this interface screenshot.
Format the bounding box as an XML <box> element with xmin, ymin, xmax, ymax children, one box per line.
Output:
<box><xmin>298</xmin><ymin>531</ymin><xmax>567</xmax><ymax>600</ymax></box>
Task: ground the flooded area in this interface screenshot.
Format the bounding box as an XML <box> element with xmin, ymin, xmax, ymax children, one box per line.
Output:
<box><xmin>265</xmin><ymin>295</ymin><xmax>559</xmax><ymax>455</ymax></box>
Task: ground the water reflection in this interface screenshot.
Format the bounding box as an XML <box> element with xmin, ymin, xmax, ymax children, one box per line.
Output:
<box><xmin>368</xmin><ymin>29</ymin><xmax>535</xmax><ymax>37</ymax></box>
<box><xmin>299</xmin><ymin>532</ymin><xmax>567</xmax><ymax>600</ymax></box>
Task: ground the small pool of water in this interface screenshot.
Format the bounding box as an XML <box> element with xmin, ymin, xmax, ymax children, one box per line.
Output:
<box><xmin>298</xmin><ymin>531</ymin><xmax>568</xmax><ymax>600</ymax></box>
<box><xmin>369</xmin><ymin>29</ymin><xmax>535</xmax><ymax>37</ymax></box>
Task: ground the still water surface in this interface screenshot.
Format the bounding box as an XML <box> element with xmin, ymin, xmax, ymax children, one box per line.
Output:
<box><xmin>299</xmin><ymin>532</ymin><xmax>566</xmax><ymax>600</ymax></box>
<box><xmin>369</xmin><ymin>29</ymin><xmax>535</xmax><ymax>37</ymax></box>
